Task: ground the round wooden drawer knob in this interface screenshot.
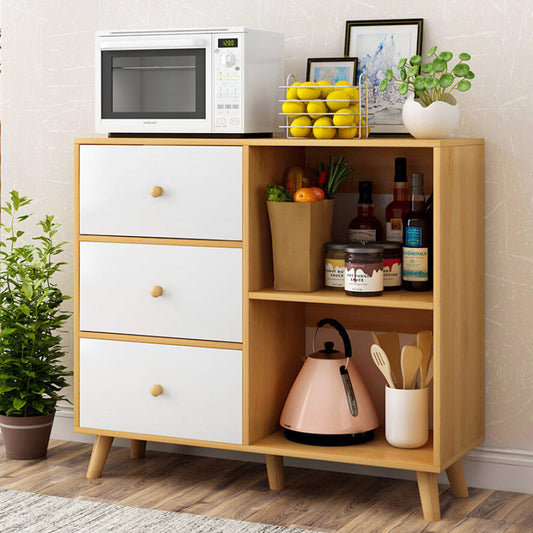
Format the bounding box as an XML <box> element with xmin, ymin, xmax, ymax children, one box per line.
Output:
<box><xmin>150</xmin><ymin>186</ymin><xmax>163</xmax><ymax>198</ymax></box>
<box><xmin>150</xmin><ymin>285</ymin><xmax>163</xmax><ymax>298</ymax></box>
<box><xmin>150</xmin><ymin>384</ymin><xmax>163</xmax><ymax>397</ymax></box>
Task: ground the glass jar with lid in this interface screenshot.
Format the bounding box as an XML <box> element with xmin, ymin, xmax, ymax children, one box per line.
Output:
<box><xmin>325</xmin><ymin>242</ymin><xmax>348</xmax><ymax>289</ymax></box>
<box><xmin>344</xmin><ymin>245</ymin><xmax>383</xmax><ymax>297</ymax></box>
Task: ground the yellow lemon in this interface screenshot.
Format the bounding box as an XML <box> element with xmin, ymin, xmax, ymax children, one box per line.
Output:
<box><xmin>336</xmin><ymin>126</ymin><xmax>358</xmax><ymax>139</ymax></box>
<box><xmin>312</xmin><ymin>117</ymin><xmax>336</xmax><ymax>139</ymax></box>
<box><xmin>334</xmin><ymin>80</ymin><xmax>359</xmax><ymax>102</ymax></box>
<box><xmin>286</xmin><ymin>82</ymin><xmax>301</xmax><ymax>100</ymax></box>
<box><xmin>281</xmin><ymin>100</ymin><xmax>306</xmax><ymax>118</ymax></box>
<box><xmin>359</xmin><ymin>119</ymin><xmax>370</xmax><ymax>138</ymax></box>
<box><xmin>290</xmin><ymin>116</ymin><xmax>312</xmax><ymax>137</ymax></box>
<box><xmin>307</xmin><ymin>100</ymin><xmax>328</xmax><ymax>119</ymax></box>
<box><xmin>317</xmin><ymin>80</ymin><xmax>334</xmax><ymax>98</ymax></box>
<box><xmin>333</xmin><ymin>107</ymin><xmax>355</xmax><ymax>127</ymax></box>
<box><xmin>326</xmin><ymin>90</ymin><xmax>351</xmax><ymax>111</ymax></box>
<box><xmin>296</xmin><ymin>81</ymin><xmax>321</xmax><ymax>100</ymax></box>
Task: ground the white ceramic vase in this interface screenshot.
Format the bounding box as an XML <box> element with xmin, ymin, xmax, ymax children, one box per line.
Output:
<box><xmin>402</xmin><ymin>94</ymin><xmax>460</xmax><ymax>139</ymax></box>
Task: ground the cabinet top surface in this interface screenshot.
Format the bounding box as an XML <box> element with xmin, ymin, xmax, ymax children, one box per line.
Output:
<box><xmin>75</xmin><ymin>136</ymin><xmax>484</xmax><ymax>148</ymax></box>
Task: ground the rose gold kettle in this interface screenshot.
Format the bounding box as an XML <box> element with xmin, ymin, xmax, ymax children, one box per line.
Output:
<box><xmin>280</xmin><ymin>318</ymin><xmax>379</xmax><ymax>446</ymax></box>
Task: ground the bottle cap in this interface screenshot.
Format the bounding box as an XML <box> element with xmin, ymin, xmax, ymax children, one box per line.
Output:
<box><xmin>358</xmin><ymin>180</ymin><xmax>373</xmax><ymax>203</ymax></box>
<box><xmin>411</xmin><ymin>172</ymin><xmax>424</xmax><ymax>195</ymax></box>
<box><xmin>394</xmin><ymin>158</ymin><xmax>407</xmax><ymax>182</ymax></box>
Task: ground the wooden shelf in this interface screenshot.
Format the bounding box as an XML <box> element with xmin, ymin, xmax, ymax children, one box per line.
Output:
<box><xmin>249</xmin><ymin>428</ymin><xmax>437</xmax><ymax>472</ymax></box>
<box><xmin>249</xmin><ymin>288</ymin><xmax>433</xmax><ymax>310</ymax></box>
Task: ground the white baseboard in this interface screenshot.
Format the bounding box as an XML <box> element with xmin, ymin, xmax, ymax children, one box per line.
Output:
<box><xmin>52</xmin><ymin>407</ymin><xmax>533</xmax><ymax>494</ymax></box>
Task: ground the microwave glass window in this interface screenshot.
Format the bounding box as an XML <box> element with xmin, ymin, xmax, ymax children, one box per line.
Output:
<box><xmin>101</xmin><ymin>49</ymin><xmax>206</xmax><ymax>119</ymax></box>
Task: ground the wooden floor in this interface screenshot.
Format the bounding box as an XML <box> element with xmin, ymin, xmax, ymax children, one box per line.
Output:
<box><xmin>0</xmin><ymin>437</ymin><xmax>532</xmax><ymax>532</ymax></box>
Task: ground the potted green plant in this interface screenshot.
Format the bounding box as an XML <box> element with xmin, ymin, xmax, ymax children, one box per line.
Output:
<box><xmin>380</xmin><ymin>46</ymin><xmax>475</xmax><ymax>138</ymax></box>
<box><xmin>0</xmin><ymin>190</ymin><xmax>72</xmax><ymax>459</ymax></box>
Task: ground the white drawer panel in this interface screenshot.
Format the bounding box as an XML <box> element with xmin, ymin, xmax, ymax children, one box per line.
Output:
<box><xmin>79</xmin><ymin>242</ymin><xmax>242</xmax><ymax>342</ymax></box>
<box><xmin>79</xmin><ymin>338</ymin><xmax>242</xmax><ymax>444</ymax></box>
<box><xmin>79</xmin><ymin>145</ymin><xmax>242</xmax><ymax>240</ymax></box>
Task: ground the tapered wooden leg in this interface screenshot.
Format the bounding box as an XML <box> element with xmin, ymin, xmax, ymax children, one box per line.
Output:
<box><xmin>446</xmin><ymin>459</ymin><xmax>469</xmax><ymax>498</ymax></box>
<box><xmin>130</xmin><ymin>439</ymin><xmax>147</xmax><ymax>459</ymax></box>
<box><xmin>86</xmin><ymin>435</ymin><xmax>114</xmax><ymax>479</ymax></box>
<box><xmin>416</xmin><ymin>471</ymin><xmax>441</xmax><ymax>521</ymax></box>
<box><xmin>265</xmin><ymin>454</ymin><xmax>285</xmax><ymax>491</ymax></box>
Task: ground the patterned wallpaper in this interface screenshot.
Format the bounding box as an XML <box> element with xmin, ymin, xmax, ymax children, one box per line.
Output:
<box><xmin>1</xmin><ymin>0</ymin><xmax>532</xmax><ymax>452</ymax></box>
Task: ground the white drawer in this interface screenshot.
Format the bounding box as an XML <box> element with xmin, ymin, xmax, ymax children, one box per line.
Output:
<box><xmin>79</xmin><ymin>145</ymin><xmax>242</xmax><ymax>240</ymax></box>
<box><xmin>79</xmin><ymin>338</ymin><xmax>242</xmax><ymax>444</ymax></box>
<box><xmin>79</xmin><ymin>242</ymin><xmax>242</xmax><ymax>342</ymax></box>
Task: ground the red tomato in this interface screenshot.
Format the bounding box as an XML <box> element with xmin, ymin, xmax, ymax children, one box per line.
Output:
<box><xmin>294</xmin><ymin>188</ymin><xmax>318</xmax><ymax>202</ymax></box>
<box><xmin>310</xmin><ymin>187</ymin><xmax>325</xmax><ymax>200</ymax></box>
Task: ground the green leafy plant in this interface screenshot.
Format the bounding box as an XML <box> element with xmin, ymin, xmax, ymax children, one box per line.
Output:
<box><xmin>0</xmin><ymin>190</ymin><xmax>72</xmax><ymax>417</ymax></box>
<box><xmin>310</xmin><ymin>155</ymin><xmax>354</xmax><ymax>198</ymax></box>
<box><xmin>266</xmin><ymin>184</ymin><xmax>293</xmax><ymax>202</ymax></box>
<box><xmin>379</xmin><ymin>46</ymin><xmax>475</xmax><ymax>106</ymax></box>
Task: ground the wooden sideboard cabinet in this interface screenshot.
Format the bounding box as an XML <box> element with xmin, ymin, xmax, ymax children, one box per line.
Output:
<box><xmin>74</xmin><ymin>137</ymin><xmax>484</xmax><ymax>522</ymax></box>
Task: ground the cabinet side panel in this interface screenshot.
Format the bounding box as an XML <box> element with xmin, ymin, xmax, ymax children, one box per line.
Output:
<box><xmin>434</xmin><ymin>144</ymin><xmax>485</xmax><ymax>468</ymax></box>
<box><xmin>247</xmin><ymin>300</ymin><xmax>305</xmax><ymax>444</ymax></box>
<box><xmin>74</xmin><ymin>142</ymin><xmax>81</xmax><ymax>429</ymax></box>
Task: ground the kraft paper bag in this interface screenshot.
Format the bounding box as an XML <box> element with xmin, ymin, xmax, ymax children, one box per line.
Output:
<box><xmin>267</xmin><ymin>199</ymin><xmax>334</xmax><ymax>292</ymax></box>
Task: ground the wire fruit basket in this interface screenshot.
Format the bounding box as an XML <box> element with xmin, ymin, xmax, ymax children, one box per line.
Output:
<box><xmin>279</xmin><ymin>74</ymin><xmax>371</xmax><ymax>139</ymax></box>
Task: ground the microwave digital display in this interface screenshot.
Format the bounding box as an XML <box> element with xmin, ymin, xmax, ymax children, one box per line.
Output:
<box><xmin>218</xmin><ymin>38</ymin><xmax>238</xmax><ymax>48</ymax></box>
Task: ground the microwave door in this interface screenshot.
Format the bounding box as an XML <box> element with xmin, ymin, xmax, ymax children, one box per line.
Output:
<box><xmin>98</xmin><ymin>45</ymin><xmax>212</xmax><ymax>133</ymax></box>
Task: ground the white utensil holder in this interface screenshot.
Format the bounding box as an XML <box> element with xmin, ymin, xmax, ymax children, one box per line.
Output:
<box><xmin>385</xmin><ymin>386</ymin><xmax>429</xmax><ymax>448</ymax></box>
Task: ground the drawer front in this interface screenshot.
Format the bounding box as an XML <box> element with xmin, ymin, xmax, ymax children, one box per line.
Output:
<box><xmin>79</xmin><ymin>242</ymin><xmax>242</xmax><ymax>342</ymax></box>
<box><xmin>79</xmin><ymin>145</ymin><xmax>242</xmax><ymax>240</ymax></box>
<box><xmin>79</xmin><ymin>338</ymin><xmax>242</xmax><ymax>444</ymax></box>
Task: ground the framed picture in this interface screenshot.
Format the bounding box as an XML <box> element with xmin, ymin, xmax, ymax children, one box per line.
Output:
<box><xmin>344</xmin><ymin>19</ymin><xmax>423</xmax><ymax>133</ymax></box>
<box><xmin>306</xmin><ymin>57</ymin><xmax>358</xmax><ymax>86</ymax></box>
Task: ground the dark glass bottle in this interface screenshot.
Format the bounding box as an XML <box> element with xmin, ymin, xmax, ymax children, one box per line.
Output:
<box><xmin>402</xmin><ymin>173</ymin><xmax>432</xmax><ymax>291</ymax></box>
<box><xmin>385</xmin><ymin>157</ymin><xmax>410</xmax><ymax>243</ymax></box>
<box><xmin>348</xmin><ymin>181</ymin><xmax>383</xmax><ymax>245</ymax></box>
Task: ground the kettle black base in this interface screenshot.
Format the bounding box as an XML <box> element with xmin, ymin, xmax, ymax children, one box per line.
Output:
<box><xmin>284</xmin><ymin>428</ymin><xmax>375</xmax><ymax>447</ymax></box>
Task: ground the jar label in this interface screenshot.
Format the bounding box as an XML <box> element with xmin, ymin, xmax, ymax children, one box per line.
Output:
<box><xmin>383</xmin><ymin>257</ymin><xmax>402</xmax><ymax>287</ymax></box>
<box><xmin>403</xmin><ymin>247</ymin><xmax>428</xmax><ymax>281</ymax></box>
<box><xmin>405</xmin><ymin>226</ymin><xmax>422</xmax><ymax>247</ymax></box>
<box><xmin>348</xmin><ymin>228</ymin><xmax>376</xmax><ymax>245</ymax></box>
<box><xmin>325</xmin><ymin>258</ymin><xmax>345</xmax><ymax>288</ymax></box>
<box><xmin>345</xmin><ymin>262</ymin><xmax>383</xmax><ymax>292</ymax></box>
<box><xmin>386</xmin><ymin>219</ymin><xmax>403</xmax><ymax>242</ymax></box>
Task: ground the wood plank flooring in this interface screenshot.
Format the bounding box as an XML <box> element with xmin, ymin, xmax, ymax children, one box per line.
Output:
<box><xmin>0</xmin><ymin>437</ymin><xmax>531</xmax><ymax>532</ymax></box>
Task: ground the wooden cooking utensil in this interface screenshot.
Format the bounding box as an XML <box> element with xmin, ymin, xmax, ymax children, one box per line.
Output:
<box><xmin>372</xmin><ymin>331</ymin><xmax>401</xmax><ymax>388</ymax></box>
<box><xmin>401</xmin><ymin>345</ymin><xmax>423</xmax><ymax>389</ymax></box>
<box><xmin>370</xmin><ymin>344</ymin><xmax>397</xmax><ymax>389</ymax></box>
<box><xmin>424</xmin><ymin>357</ymin><xmax>434</xmax><ymax>387</ymax></box>
<box><xmin>416</xmin><ymin>330</ymin><xmax>433</xmax><ymax>387</ymax></box>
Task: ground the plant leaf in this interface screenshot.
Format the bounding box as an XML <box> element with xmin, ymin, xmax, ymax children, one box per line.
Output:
<box><xmin>432</xmin><ymin>58</ymin><xmax>447</xmax><ymax>72</ymax></box>
<box><xmin>465</xmin><ymin>70</ymin><xmax>475</xmax><ymax>80</ymax></box>
<box><xmin>439</xmin><ymin>73</ymin><xmax>455</xmax><ymax>88</ymax></box>
<box><xmin>438</xmin><ymin>51</ymin><xmax>453</xmax><ymax>62</ymax></box>
<box><xmin>379</xmin><ymin>79</ymin><xmax>388</xmax><ymax>92</ymax></box>
<box><xmin>398</xmin><ymin>58</ymin><xmax>407</xmax><ymax>69</ymax></box>
<box><xmin>386</xmin><ymin>68</ymin><xmax>393</xmax><ymax>81</ymax></box>
<box><xmin>427</xmin><ymin>46</ymin><xmax>437</xmax><ymax>56</ymax></box>
<box><xmin>453</xmin><ymin>63</ymin><xmax>470</xmax><ymax>77</ymax></box>
<box><xmin>398</xmin><ymin>81</ymin><xmax>409</xmax><ymax>95</ymax></box>
<box><xmin>421</xmin><ymin>62</ymin><xmax>434</xmax><ymax>74</ymax></box>
<box><xmin>457</xmin><ymin>79</ymin><xmax>472</xmax><ymax>92</ymax></box>
<box><xmin>407</xmin><ymin>65</ymin><xmax>419</xmax><ymax>77</ymax></box>
<box><xmin>425</xmin><ymin>77</ymin><xmax>439</xmax><ymax>90</ymax></box>
<box><xmin>410</xmin><ymin>55</ymin><xmax>422</xmax><ymax>65</ymax></box>
<box><xmin>413</xmin><ymin>76</ymin><xmax>426</xmax><ymax>91</ymax></box>
<box><xmin>400</xmin><ymin>67</ymin><xmax>407</xmax><ymax>81</ymax></box>
<box><xmin>459</xmin><ymin>52</ymin><xmax>471</xmax><ymax>61</ymax></box>
<box><xmin>13</xmin><ymin>398</ymin><xmax>27</xmax><ymax>411</ymax></box>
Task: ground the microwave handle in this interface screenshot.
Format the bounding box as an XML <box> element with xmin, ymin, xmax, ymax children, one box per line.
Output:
<box><xmin>99</xmin><ymin>39</ymin><xmax>207</xmax><ymax>50</ymax></box>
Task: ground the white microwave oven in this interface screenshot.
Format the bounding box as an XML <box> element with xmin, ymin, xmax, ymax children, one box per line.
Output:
<box><xmin>95</xmin><ymin>27</ymin><xmax>284</xmax><ymax>136</ymax></box>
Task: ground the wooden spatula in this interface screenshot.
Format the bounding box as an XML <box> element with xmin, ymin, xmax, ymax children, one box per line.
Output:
<box><xmin>401</xmin><ymin>345</ymin><xmax>423</xmax><ymax>389</ymax></box>
<box><xmin>372</xmin><ymin>331</ymin><xmax>401</xmax><ymax>388</ymax></box>
<box><xmin>416</xmin><ymin>330</ymin><xmax>433</xmax><ymax>387</ymax></box>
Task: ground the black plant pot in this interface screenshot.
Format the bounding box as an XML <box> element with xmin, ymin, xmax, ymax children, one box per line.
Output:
<box><xmin>0</xmin><ymin>412</ymin><xmax>55</xmax><ymax>460</ymax></box>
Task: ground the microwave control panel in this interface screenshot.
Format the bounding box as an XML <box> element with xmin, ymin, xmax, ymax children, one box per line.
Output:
<box><xmin>213</xmin><ymin>35</ymin><xmax>243</xmax><ymax>132</ymax></box>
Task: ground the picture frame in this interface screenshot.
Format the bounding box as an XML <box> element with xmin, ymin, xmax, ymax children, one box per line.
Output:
<box><xmin>344</xmin><ymin>19</ymin><xmax>423</xmax><ymax>134</ymax></box>
<box><xmin>306</xmin><ymin>57</ymin><xmax>358</xmax><ymax>86</ymax></box>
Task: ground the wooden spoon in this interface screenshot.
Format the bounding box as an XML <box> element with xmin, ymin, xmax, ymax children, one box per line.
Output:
<box><xmin>424</xmin><ymin>357</ymin><xmax>434</xmax><ymax>387</ymax></box>
<box><xmin>372</xmin><ymin>331</ymin><xmax>401</xmax><ymax>388</ymax></box>
<box><xmin>370</xmin><ymin>344</ymin><xmax>397</xmax><ymax>389</ymax></box>
<box><xmin>401</xmin><ymin>345</ymin><xmax>423</xmax><ymax>389</ymax></box>
<box><xmin>416</xmin><ymin>330</ymin><xmax>433</xmax><ymax>387</ymax></box>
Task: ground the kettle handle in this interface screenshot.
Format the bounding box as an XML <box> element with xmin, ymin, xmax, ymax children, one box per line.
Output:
<box><xmin>316</xmin><ymin>318</ymin><xmax>352</xmax><ymax>359</ymax></box>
